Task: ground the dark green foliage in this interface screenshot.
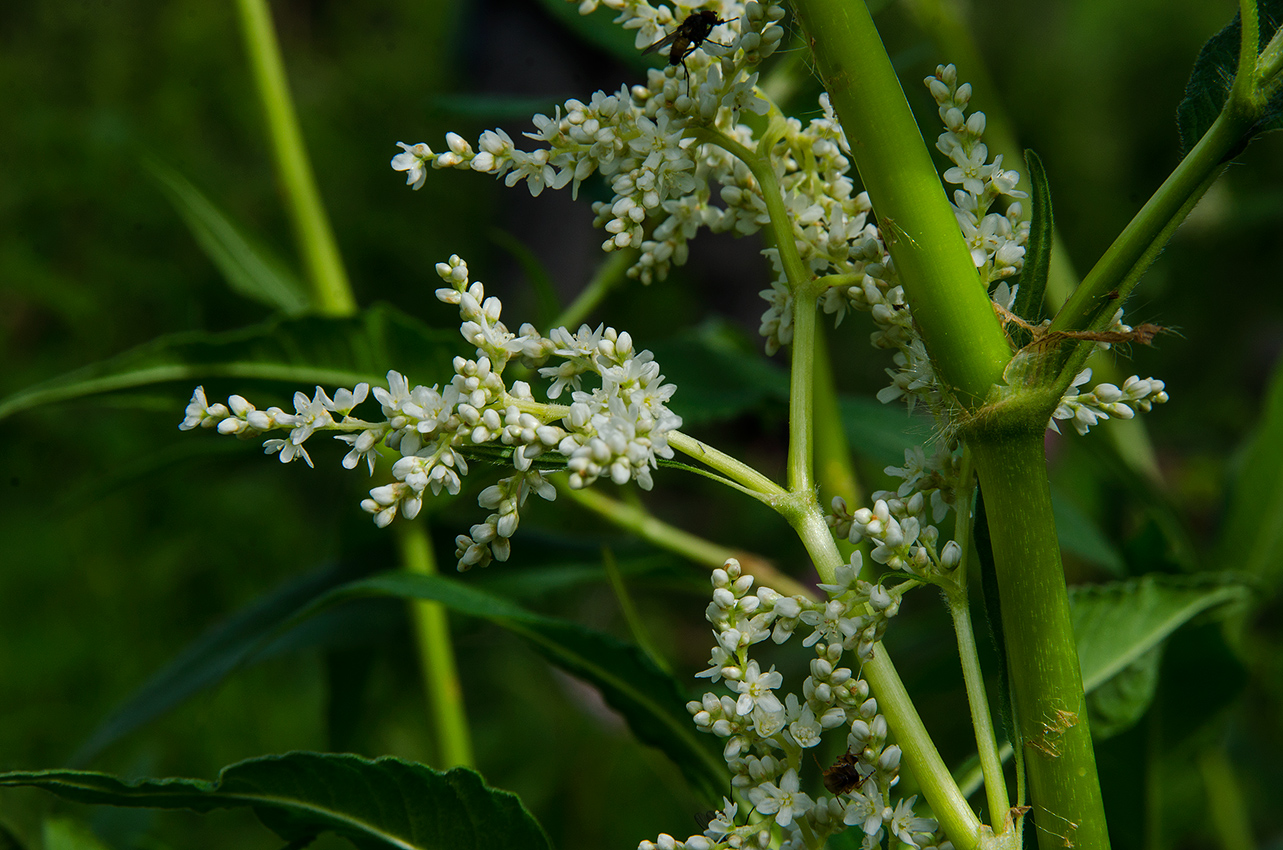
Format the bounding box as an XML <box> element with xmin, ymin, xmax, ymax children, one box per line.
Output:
<box><xmin>1012</xmin><ymin>149</ymin><xmax>1052</xmax><ymax>324</ymax></box>
<box><xmin>0</xmin><ymin>753</ymin><xmax>552</xmax><ymax>850</ymax></box>
<box><xmin>1177</xmin><ymin>0</ymin><xmax>1283</xmax><ymax>159</ymax></box>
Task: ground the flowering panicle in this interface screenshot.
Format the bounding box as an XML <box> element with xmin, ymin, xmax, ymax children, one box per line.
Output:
<box><xmin>641</xmin><ymin>559</ymin><xmax>945</xmax><ymax>850</ymax></box>
<box><xmin>926</xmin><ymin>64</ymin><xmax>1029</xmax><ymax>285</ymax></box>
<box><xmin>393</xmin><ymin>1</ymin><xmax>785</xmax><ymax>283</ymax></box>
<box><xmin>180</xmin><ymin>254</ymin><xmax>681</xmax><ymax>569</ymax></box>
<box><xmin>1051</xmin><ymin>367</ymin><xmax>1169</xmax><ymax>436</ymax></box>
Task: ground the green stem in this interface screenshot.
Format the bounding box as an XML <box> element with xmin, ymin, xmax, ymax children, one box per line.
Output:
<box><xmin>945</xmin><ymin>588</ymin><xmax>1010</xmax><ymax>831</ymax></box>
<box><xmin>790</xmin><ymin>0</ymin><xmax>1010</xmax><ymax>407</ymax></box>
<box><xmin>1197</xmin><ymin>745</ymin><xmax>1258</xmax><ymax>850</ymax></box>
<box><xmin>601</xmin><ymin>546</ymin><xmax>671</xmax><ymax>673</ymax></box>
<box><xmin>395</xmin><ymin>523</ymin><xmax>474</xmax><ymax>768</ymax></box>
<box><xmin>969</xmin><ymin>432</ymin><xmax>1108</xmax><ymax>850</ymax></box>
<box><xmin>235</xmin><ymin>0</ymin><xmax>355</xmax><ymax>317</ymax></box>
<box><xmin>865</xmin><ymin>650</ymin><xmax>984</xmax><ymax>849</ymax></box>
<box><xmin>1048</xmin><ymin>106</ymin><xmax>1248</xmax><ymax>337</ymax></box>
<box><xmin>668</xmin><ymin>430</ymin><xmax>787</xmax><ymax>499</ymax></box>
<box><xmin>550</xmin><ymin>249</ymin><xmax>636</xmax><ymax>331</ymax></box>
<box><xmin>556</xmin><ymin>481</ymin><xmax>815</xmax><ymax>599</ymax></box>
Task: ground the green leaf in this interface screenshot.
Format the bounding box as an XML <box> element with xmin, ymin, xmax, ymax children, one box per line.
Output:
<box><xmin>71</xmin><ymin>565</ymin><xmax>401</xmax><ymax>765</ymax></box>
<box><xmin>1085</xmin><ymin>645</ymin><xmax>1161</xmax><ymax>739</ymax></box>
<box><xmin>0</xmin><ymin>753</ymin><xmax>551</xmax><ymax>850</ymax></box>
<box><xmin>488</xmin><ymin>229</ymin><xmax>562</xmax><ymax>329</ymax></box>
<box><xmin>649</xmin><ymin>320</ymin><xmax>789</xmax><ymax>426</ymax></box>
<box><xmin>0</xmin><ymin>822</ymin><xmax>26</xmax><ymax>850</ymax></box>
<box><xmin>1070</xmin><ymin>574</ymin><xmax>1250</xmax><ymax>736</ymax></box>
<box><xmin>1176</xmin><ymin>0</ymin><xmax>1283</xmax><ymax>159</ymax></box>
<box><xmin>0</xmin><ymin>304</ymin><xmax>457</xmax><ymax>423</ymax></box>
<box><xmin>839</xmin><ymin>396</ymin><xmax>935</xmax><ymax>468</ymax></box>
<box><xmin>1218</xmin><ymin>344</ymin><xmax>1283</xmax><ymax>589</ymax></box>
<box><xmin>1013</xmin><ymin>149</ymin><xmax>1052</xmax><ymax>323</ymax></box>
<box><xmin>43</xmin><ymin>818</ymin><xmax>114</xmax><ymax>850</ymax></box>
<box><xmin>302</xmin><ymin>572</ymin><xmax>728</xmax><ymax>803</ymax></box>
<box><xmin>146</xmin><ymin>160</ymin><xmax>310</xmax><ymax>315</ymax></box>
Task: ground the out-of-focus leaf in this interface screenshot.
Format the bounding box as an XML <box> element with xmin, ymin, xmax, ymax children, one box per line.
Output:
<box><xmin>1050</xmin><ymin>488</ymin><xmax>1126</xmax><ymax>577</ymax></box>
<box><xmin>1013</xmin><ymin>149</ymin><xmax>1052</xmax><ymax>323</ymax></box>
<box><xmin>146</xmin><ymin>160</ymin><xmax>310</xmax><ymax>315</ymax></box>
<box><xmin>0</xmin><ymin>305</ymin><xmax>457</xmax><ymax>422</ymax></box>
<box><xmin>1219</xmin><ymin>344</ymin><xmax>1283</xmax><ymax>590</ymax></box>
<box><xmin>301</xmin><ymin>572</ymin><xmax>728</xmax><ymax>803</ymax></box>
<box><xmin>71</xmin><ymin>565</ymin><xmax>399</xmax><ymax>766</ymax></box>
<box><xmin>43</xmin><ymin>818</ymin><xmax>113</xmax><ymax>850</ymax></box>
<box><xmin>489</xmin><ymin>229</ymin><xmax>562</xmax><ymax>329</ymax></box>
<box><xmin>0</xmin><ymin>753</ymin><xmax>551</xmax><ymax>850</ymax></box>
<box><xmin>1085</xmin><ymin>646</ymin><xmax>1162</xmax><ymax>739</ymax></box>
<box><xmin>1070</xmin><ymin>574</ymin><xmax>1249</xmax><ymax>737</ymax></box>
<box><xmin>533</xmin><ymin>0</ymin><xmax>648</xmax><ymax>72</ymax></box>
<box><xmin>0</xmin><ymin>822</ymin><xmax>26</xmax><ymax>850</ymax></box>
<box><xmin>839</xmin><ymin>397</ymin><xmax>934</xmax><ymax>468</ymax></box>
<box><xmin>649</xmin><ymin>320</ymin><xmax>789</xmax><ymax>426</ymax></box>
<box><xmin>1176</xmin><ymin>0</ymin><xmax>1283</xmax><ymax>159</ymax></box>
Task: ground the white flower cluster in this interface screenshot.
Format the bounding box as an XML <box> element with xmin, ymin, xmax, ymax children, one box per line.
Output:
<box><xmin>180</xmin><ymin>253</ymin><xmax>682</xmax><ymax>569</ymax></box>
<box><xmin>392</xmin><ymin>1</ymin><xmax>785</xmax><ymax>284</ymax></box>
<box><xmin>1051</xmin><ymin>367</ymin><xmax>1169</xmax><ymax>436</ymax></box>
<box><xmin>641</xmin><ymin>559</ymin><xmax>945</xmax><ymax>850</ymax></box>
<box><xmin>926</xmin><ymin>64</ymin><xmax>1029</xmax><ymax>285</ymax></box>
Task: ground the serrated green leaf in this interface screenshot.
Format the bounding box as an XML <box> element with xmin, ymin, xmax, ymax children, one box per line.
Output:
<box><xmin>1177</xmin><ymin>0</ymin><xmax>1283</xmax><ymax>159</ymax></box>
<box><xmin>0</xmin><ymin>753</ymin><xmax>551</xmax><ymax>850</ymax></box>
<box><xmin>146</xmin><ymin>160</ymin><xmax>311</xmax><ymax>315</ymax></box>
<box><xmin>1070</xmin><ymin>574</ymin><xmax>1249</xmax><ymax>697</ymax></box>
<box><xmin>0</xmin><ymin>305</ymin><xmax>457</xmax><ymax>423</ymax></box>
<box><xmin>1013</xmin><ymin>149</ymin><xmax>1052</xmax><ymax>323</ymax></box>
<box><xmin>301</xmin><ymin>572</ymin><xmax>728</xmax><ymax>803</ymax></box>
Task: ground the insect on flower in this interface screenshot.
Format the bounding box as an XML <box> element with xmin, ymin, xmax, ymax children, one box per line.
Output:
<box><xmin>822</xmin><ymin>749</ymin><xmax>874</xmax><ymax>795</ymax></box>
<box><xmin>642</xmin><ymin>10</ymin><xmax>731</xmax><ymax>93</ymax></box>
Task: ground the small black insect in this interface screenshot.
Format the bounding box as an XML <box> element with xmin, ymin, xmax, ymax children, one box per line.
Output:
<box><xmin>822</xmin><ymin>750</ymin><xmax>875</xmax><ymax>795</ymax></box>
<box><xmin>642</xmin><ymin>10</ymin><xmax>731</xmax><ymax>92</ymax></box>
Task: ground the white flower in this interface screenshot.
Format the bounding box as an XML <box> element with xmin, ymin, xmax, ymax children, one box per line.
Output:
<box><xmin>733</xmin><ymin>660</ymin><xmax>783</xmax><ymax>718</ymax></box>
<box><xmin>391</xmin><ymin>142</ymin><xmax>432</xmax><ymax>190</ymax></box>
<box><xmin>746</xmin><ymin>768</ymin><xmax>813</xmax><ymax>827</ymax></box>
<box><xmin>887</xmin><ymin>797</ymin><xmax>937</xmax><ymax>847</ymax></box>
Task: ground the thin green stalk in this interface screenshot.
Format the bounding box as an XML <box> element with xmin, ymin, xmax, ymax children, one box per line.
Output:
<box><xmin>601</xmin><ymin>547</ymin><xmax>671</xmax><ymax>673</ymax></box>
<box><xmin>865</xmin><ymin>650</ymin><xmax>984</xmax><ymax>849</ymax></box>
<box><xmin>941</xmin><ymin>451</ymin><xmax>1010</xmax><ymax>832</ymax></box>
<box><xmin>1198</xmin><ymin>746</ymin><xmax>1258</xmax><ymax>850</ymax></box>
<box><xmin>395</xmin><ymin>523</ymin><xmax>474</xmax><ymax>769</ymax></box>
<box><xmin>945</xmin><ymin>590</ymin><xmax>1010</xmax><ymax>831</ymax></box>
<box><xmin>668</xmin><ymin>430</ymin><xmax>787</xmax><ymax>499</ymax></box>
<box><xmin>969</xmin><ymin>432</ymin><xmax>1108</xmax><ymax>850</ymax></box>
<box><xmin>550</xmin><ymin>248</ymin><xmax>636</xmax><ymax>330</ymax></box>
<box><xmin>1048</xmin><ymin>106</ymin><xmax>1247</xmax><ymax>337</ymax></box>
<box><xmin>235</xmin><ymin>0</ymin><xmax>355</xmax><ymax>316</ymax></box>
<box><xmin>556</xmin><ymin>481</ymin><xmax>815</xmax><ymax>599</ymax></box>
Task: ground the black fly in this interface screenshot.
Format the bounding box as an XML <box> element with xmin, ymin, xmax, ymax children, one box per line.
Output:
<box><xmin>642</xmin><ymin>10</ymin><xmax>731</xmax><ymax>94</ymax></box>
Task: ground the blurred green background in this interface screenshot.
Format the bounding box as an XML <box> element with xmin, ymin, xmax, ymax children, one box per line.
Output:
<box><xmin>3</xmin><ymin>0</ymin><xmax>1282</xmax><ymax>848</ymax></box>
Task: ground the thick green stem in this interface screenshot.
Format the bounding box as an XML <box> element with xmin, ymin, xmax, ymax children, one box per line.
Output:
<box><xmin>396</xmin><ymin>523</ymin><xmax>474</xmax><ymax>768</ymax></box>
<box><xmin>236</xmin><ymin>0</ymin><xmax>355</xmax><ymax>316</ymax></box>
<box><xmin>970</xmin><ymin>433</ymin><xmax>1108</xmax><ymax>850</ymax></box>
<box><xmin>790</xmin><ymin>0</ymin><xmax>1010</xmax><ymax>407</ymax></box>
